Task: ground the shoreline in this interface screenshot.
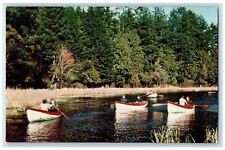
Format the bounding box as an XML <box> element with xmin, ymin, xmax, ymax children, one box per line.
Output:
<box><xmin>6</xmin><ymin>86</ymin><xmax>217</xmax><ymax>109</ymax></box>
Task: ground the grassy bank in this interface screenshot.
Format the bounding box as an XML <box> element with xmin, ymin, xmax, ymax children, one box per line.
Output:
<box><xmin>6</xmin><ymin>86</ymin><xmax>217</xmax><ymax>109</ymax></box>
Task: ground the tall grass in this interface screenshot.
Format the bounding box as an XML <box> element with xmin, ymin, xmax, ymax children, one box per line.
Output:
<box><xmin>6</xmin><ymin>86</ymin><xmax>217</xmax><ymax>109</ymax></box>
<box><xmin>151</xmin><ymin>126</ymin><xmax>218</xmax><ymax>143</ymax></box>
<box><xmin>205</xmin><ymin>127</ymin><xmax>218</xmax><ymax>143</ymax></box>
<box><xmin>150</xmin><ymin>126</ymin><xmax>195</xmax><ymax>143</ymax></box>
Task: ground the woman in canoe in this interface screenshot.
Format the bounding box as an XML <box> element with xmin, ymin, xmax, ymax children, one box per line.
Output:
<box><xmin>179</xmin><ymin>96</ymin><xmax>194</xmax><ymax>106</ymax></box>
<box><xmin>40</xmin><ymin>99</ymin><xmax>58</xmax><ymax>112</ymax></box>
<box><xmin>179</xmin><ymin>96</ymin><xmax>188</xmax><ymax>106</ymax></box>
<box><xmin>186</xmin><ymin>96</ymin><xmax>194</xmax><ymax>105</ymax></box>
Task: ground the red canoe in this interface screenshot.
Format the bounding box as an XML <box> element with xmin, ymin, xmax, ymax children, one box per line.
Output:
<box><xmin>167</xmin><ymin>101</ymin><xmax>195</xmax><ymax>113</ymax></box>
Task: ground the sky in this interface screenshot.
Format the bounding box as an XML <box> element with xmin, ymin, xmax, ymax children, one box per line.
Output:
<box><xmin>93</xmin><ymin>6</ymin><xmax>218</xmax><ymax>25</ymax></box>
<box><xmin>162</xmin><ymin>6</ymin><xmax>218</xmax><ymax>25</ymax></box>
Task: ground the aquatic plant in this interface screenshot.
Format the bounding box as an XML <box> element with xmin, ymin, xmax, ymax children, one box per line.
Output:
<box><xmin>151</xmin><ymin>126</ymin><xmax>218</xmax><ymax>143</ymax></box>
<box><xmin>150</xmin><ymin>126</ymin><xmax>195</xmax><ymax>143</ymax></box>
<box><xmin>204</xmin><ymin>127</ymin><xmax>218</xmax><ymax>143</ymax></box>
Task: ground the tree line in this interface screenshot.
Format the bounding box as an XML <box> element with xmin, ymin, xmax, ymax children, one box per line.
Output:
<box><xmin>6</xmin><ymin>7</ymin><xmax>218</xmax><ymax>88</ymax></box>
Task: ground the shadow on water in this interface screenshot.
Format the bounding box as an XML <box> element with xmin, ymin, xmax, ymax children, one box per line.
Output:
<box><xmin>6</xmin><ymin>91</ymin><xmax>218</xmax><ymax>143</ymax></box>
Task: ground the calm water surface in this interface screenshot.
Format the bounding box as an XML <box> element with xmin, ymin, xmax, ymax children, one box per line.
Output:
<box><xmin>6</xmin><ymin>91</ymin><xmax>218</xmax><ymax>143</ymax></box>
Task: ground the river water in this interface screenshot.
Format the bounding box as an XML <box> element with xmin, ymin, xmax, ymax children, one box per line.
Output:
<box><xmin>6</xmin><ymin>91</ymin><xmax>218</xmax><ymax>143</ymax></box>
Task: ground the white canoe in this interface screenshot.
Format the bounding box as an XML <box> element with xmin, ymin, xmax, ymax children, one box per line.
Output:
<box><xmin>147</xmin><ymin>92</ymin><xmax>158</xmax><ymax>98</ymax></box>
<box><xmin>115</xmin><ymin>101</ymin><xmax>148</xmax><ymax>110</ymax></box>
<box><xmin>26</xmin><ymin>108</ymin><xmax>62</xmax><ymax>122</ymax></box>
<box><xmin>167</xmin><ymin>101</ymin><xmax>195</xmax><ymax>113</ymax></box>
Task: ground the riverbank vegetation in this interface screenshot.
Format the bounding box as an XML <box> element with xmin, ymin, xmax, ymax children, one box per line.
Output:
<box><xmin>204</xmin><ymin>127</ymin><xmax>218</xmax><ymax>143</ymax></box>
<box><xmin>151</xmin><ymin>126</ymin><xmax>195</xmax><ymax>143</ymax></box>
<box><xmin>6</xmin><ymin>7</ymin><xmax>218</xmax><ymax>89</ymax></box>
<box><xmin>151</xmin><ymin>126</ymin><xmax>218</xmax><ymax>143</ymax></box>
<box><xmin>6</xmin><ymin>86</ymin><xmax>217</xmax><ymax>108</ymax></box>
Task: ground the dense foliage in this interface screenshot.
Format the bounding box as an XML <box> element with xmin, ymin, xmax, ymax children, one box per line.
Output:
<box><xmin>6</xmin><ymin>7</ymin><xmax>218</xmax><ymax>88</ymax></box>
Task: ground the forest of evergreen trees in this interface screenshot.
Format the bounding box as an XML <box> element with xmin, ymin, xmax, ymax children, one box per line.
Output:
<box><xmin>6</xmin><ymin>7</ymin><xmax>218</xmax><ymax>88</ymax></box>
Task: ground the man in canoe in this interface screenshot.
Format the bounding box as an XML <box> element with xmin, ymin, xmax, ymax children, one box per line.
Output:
<box><xmin>146</xmin><ymin>90</ymin><xmax>154</xmax><ymax>95</ymax></box>
<box><xmin>121</xmin><ymin>95</ymin><xmax>127</xmax><ymax>102</ymax></box>
<box><xmin>40</xmin><ymin>99</ymin><xmax>51</xmax><ymax>111</ymax></box>
<box><xmin>48</xmin><ymin>99</ymin><xmax>58</xmax><ymax>112</ymax></box>
<box><xmin>179</xmin><ymin>96</ymin><xmax>188</xmax><ymax>106</ymax></box>
<box><xmin>134</xmin><ymin>96</ymin><xmax>142</xmax><ymax>103</ymax></box>
<box><xmin>179</xmin><ymin>96</ymin><xmax>194</xmax><ymax>106</ymax></box>
<box><xmin>40</xmin><ymin>99</ymin><xmax>58</xmax><ymax>112</ymax></box>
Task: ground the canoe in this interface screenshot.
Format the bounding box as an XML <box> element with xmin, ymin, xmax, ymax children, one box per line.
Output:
<box><xmin>115</xmin><ymin>101</ymin><xmax>148</xmax><ymax>110</ymax></box>
<box><xmin>147</xmin><ymin>92</ymin><xmax>158</xmax><ymax>98</ymax></box>
<box><xmin>167</xmin><ymin>101</ymin><xmax>195</xmax><ymax>113</ymax></box>
<box><xmin>208</xmin><ymin>91</ymin><xmax>216</xmax><ymax>95</ymax></box>
<box><xmin>26</xmin><ymin>107</ymin><xmax>62</xmax><ymax>122</ymax></box>
<box><xmin>208</xmin><ymin>91</ymin><xmax>216</xmax><ymax>94</ymax></box>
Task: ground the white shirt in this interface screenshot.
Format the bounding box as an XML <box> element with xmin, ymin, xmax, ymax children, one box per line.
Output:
<box><xmin>40</xmin><ymin>103</ymin><xmax>51</xmax><ymax>111</ymax></box>
<box><xmin>179</xmin><ymin>98</ymin><xmax>187</xmax><ymax>106</ymax></box>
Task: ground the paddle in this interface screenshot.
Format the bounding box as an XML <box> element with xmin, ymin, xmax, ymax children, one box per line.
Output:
<box><xmin>55</xmin><ymin>106</ymin><xmax>70</xmax><ymax>120</ymax></box>
<box><xmin>194</xmin><ymin>104</ymin><xmax>209</xmax><ymax>108</ymax></box>
<box><xmin>55</xmin><ymin>97</ymin><xmax>70</xmax><ymax>120</ymax></box>
<box><xmin>187</xmin><ymin>101</ymin><xmax>208</xmax><ymax>108</ymax></box>
<box><xmin>187</xmin><ymin>99</ymin><xmax>209</xmax><ymax>108</ymax></box>
<box><xmin>139</xmin><ymin>91</ymin><xmax>156</xmax><ymax>97</ymax></box>
<box><xmin>139</xmin><ymin>94</ymin><xmax>148</xmax><ymax>98</ymax></box>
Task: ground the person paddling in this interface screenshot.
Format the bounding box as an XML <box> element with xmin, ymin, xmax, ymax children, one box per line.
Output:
<box><xmin>40</xmin><ymin>98</ymin><xmax>57</xmax><ymax>112</ymax></box>
<box><xmin>40</xmin><ymin>99</ymin><xmax>52</xmax><ymax>111</ymax></box>
<box><xmin>48</xmin><ymin>99</ymin><xmax>58</xmax><ymax>112</ymax></box>
<box><xmin>121</xmin><ymin>95</ymin><xmax>127</xmax><ymax>102</ymax></box>
<box><xmin>137</xmin><ymin>96</ymin><xmax>141</xmax><ymax>102</ymax></box>
<box><xmin>179</xmin><ymin>96</ymin><xmax>188</xmax><ymax>106</ymax></box>
<box><xmin>146</xmin><ymin>90</ymin><xmax>154</xmax><ymax>95</ymax></box>
<box><xmin>186</xmin><ymin>96</ymin><xmax>193</xmax><ymax>105</ymax></box>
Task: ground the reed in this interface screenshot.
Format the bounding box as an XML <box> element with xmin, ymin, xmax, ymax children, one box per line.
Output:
<box><xmin>151</xmin><ymin>126</ymin><xmax>195</xmax><ymax>143</ymax></box>
<box><xmin>151</xmin><ymin>126</ymin><xmax>218</xmax><ymax>143</ymax></box>
<box><xmin>6</xmin><ymin>86</ymin><xmax>217</xmax><ymax>109</ymax></box>
<box><xmin>204</xmin><ymin>127</ymin><xmax>218</xmax><ymax>143</ymax></box>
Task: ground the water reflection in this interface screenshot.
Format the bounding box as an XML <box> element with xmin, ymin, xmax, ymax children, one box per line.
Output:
<box><xmin>114</xmin><ymin>108</ymin><xmax>148</xmax><ymax>142</ymax></box>
<box><xmin>25</xmin><ymin>119</ymin><xmax>61</xmax><ymax>142</ymax></box>
<box><xmin>152</xmin><ymin>111</ymin><xmax>164</xmax><ymax>121</ymax></box>
<box><xmin>115</xmin><ymin>109</ymin><xmax>148</xmax><ymax>122</ymax></box>
<box><xmin>167</xmin><ymin>112</ymin><xmax>195</xmax><ymax>130</ymax></box>
<box><xmin>149</xmin><ymin>103</ymin><xmax>167</xmax><ymax>112</ymax></box>
<box><xmin>151</xmin><ymin>111</ymin><xmax>166</xmax><ymax>128</ymax></box>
